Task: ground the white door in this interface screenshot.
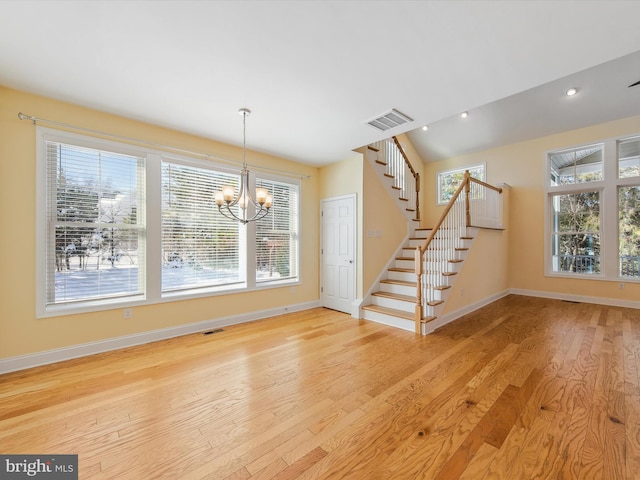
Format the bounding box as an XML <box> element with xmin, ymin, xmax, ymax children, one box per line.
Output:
<box><xmin>321</xmin><ymin>194</ymin><xmax>356</xmax><ymax>313</ymax></box>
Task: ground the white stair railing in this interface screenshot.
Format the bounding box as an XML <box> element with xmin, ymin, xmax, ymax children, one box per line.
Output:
<box><xmin>369</xmin><ymin>138</ymin><xmax>420</xmax><ymax>221</ymax></box>
<box><xmin>468</xmin><ymin>179</ymin><xmax>504</xmax><ymax>229</ymax></box>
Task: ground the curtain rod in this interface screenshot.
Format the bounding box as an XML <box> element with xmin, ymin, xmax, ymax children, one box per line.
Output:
<box><xmin>17</xmin><ymin>112</ymin><xmax>312</xmax><ymax>180</ymax></box>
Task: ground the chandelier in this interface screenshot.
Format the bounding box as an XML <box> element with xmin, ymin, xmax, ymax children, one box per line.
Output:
<box><xmin>214</xmin><ymin>108</ymin><xmax>272</xmax><ymax>224</ymax></box>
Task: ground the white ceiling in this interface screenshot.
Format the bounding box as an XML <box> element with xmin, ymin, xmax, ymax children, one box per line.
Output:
<box><xmin>1</xmin><ymin>1</ymin><xmax>639</xmax><ymax>166</ymax></box>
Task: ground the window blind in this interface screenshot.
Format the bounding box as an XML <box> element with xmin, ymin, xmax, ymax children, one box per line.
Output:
<box><xmin>46</xmin><ymin>141</ymin><xmax>145</xmax><ymax>305</ymax></box>
<box><xmin>255</xmin><ymin>178</ymin><xmax>299</xmax><ymax>283</ymax></box>
<box><xmin>161</xmin><ymin>161</ymin><xmax>241</xmax><ymax>292</ymax></box>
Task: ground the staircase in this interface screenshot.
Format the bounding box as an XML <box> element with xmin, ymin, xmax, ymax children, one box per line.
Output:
<box><xmin>360</xmin><ymin>137</ymin><xmax>504</xmax><ymax>335</ymax></box>
<box><xmin>361</xmin><ymin>225</ymin><xmax>476</xmax><ymax>333</ymax></box>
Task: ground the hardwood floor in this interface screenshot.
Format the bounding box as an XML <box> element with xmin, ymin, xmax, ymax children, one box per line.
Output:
<box><xmin>1</xmin><ymin>295</ymin><xmax>639</xmax><ymax>479</ymax></box>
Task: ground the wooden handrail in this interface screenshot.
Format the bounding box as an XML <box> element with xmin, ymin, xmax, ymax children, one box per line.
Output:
<box><xmin>469</xmin><ymin>176</ymin><xmax>502</xmax><ymax>193</ymax></box>
<box><xmin>392</xmin><ymin>136</ymin><xmax>420</xmax><ymax>221</ymax></box>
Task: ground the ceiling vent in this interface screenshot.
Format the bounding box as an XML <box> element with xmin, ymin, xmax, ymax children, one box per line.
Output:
<box><xmin>366</xmin><ymin>109</ymin><xmax>413</xmax><ymax>132</ymax></box>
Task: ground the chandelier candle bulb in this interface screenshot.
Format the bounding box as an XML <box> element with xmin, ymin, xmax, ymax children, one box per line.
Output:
<box><xmin>256</xmin><ymin>188</ymin><xmax>268</xmax><ymax>205</ymax></box>
<box><xmin>222</xmin><ymin>186</ymin><xmax>235</xmax><ymax>203</ymax></box>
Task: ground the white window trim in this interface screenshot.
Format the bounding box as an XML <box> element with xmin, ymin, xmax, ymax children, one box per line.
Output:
<box><xmin>36</xmin><ymin>127</ymin><xmax>301</xmax><ymax>318</ymax></box>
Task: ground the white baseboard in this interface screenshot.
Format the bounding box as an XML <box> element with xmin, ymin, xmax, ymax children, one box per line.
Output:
<box><xmin>424</xmin><ymin>289</ymin><xmax>510</xmax><ymax>334</ymax></box>
<box><xmin>509</xmin><ymin>288</ymin><xmax>640</xmax><ymax>309</ymax></box>
<box><xmin>424</xmin><ymin>288</ymin><xmax>640</xmax><ymax>334</ymax></box>
<box><xmin>0</xmin><ymin>300</ymin><xmax>320</xmax><ymax>375</ymax></box>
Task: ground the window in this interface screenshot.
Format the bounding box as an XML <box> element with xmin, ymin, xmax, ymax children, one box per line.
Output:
<box><xmin>255</xmin><ymin>177</ymin><xmax>299</xmax><ymax>283</ymax></box>
<box><xmin>437</xmin><ymin>164</ymin><xmax>485</xmax><ymax>204</ymax></box>
<box><xmin>618</xmin><ymin>137</ymin><xmax>640</xmax><ymax>277</ymax></box>
<box><xmin>37</xmin><ymin>128</ymin><xmax>301</xmax><ymax>316</ymax></box>
<box><xmin>161</xmin><ymin>160</ymin><xmax>242</xmax><ymax>292</ymax></box>
<box><xmin>42</xmin><ymin>138</ymin><xmax>146</xmax><ymax>309</ymax></box>
<box><xmin>550</xmin><ymin>191</ymin><xmax>600</xmax><ymax>274</ymax></box>
<box><xmin>546</xmin><ymin>136</ymin><xmax>640</xmax><ymax>280</ymax></box>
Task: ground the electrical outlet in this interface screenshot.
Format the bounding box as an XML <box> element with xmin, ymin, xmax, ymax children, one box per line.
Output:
<box><xmin>123</xmin><ymin>308</ymin><xmax>132</xmax><ymax>319</ymax></box>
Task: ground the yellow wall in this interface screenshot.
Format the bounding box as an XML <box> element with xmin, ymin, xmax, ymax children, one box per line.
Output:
<box><xmin>0</xmin><ymin>87</ymin><xmax>320</xmax><ymax>360</ymax></box>
<box><xmin>318</xmin><ymin>154</ymin><xmax>364</xmax><ymax>297</ymax></box>
<box><xmin>362</xmin><ymin>154</ymin><xmax>408</xmax><ymax>294</ymax></box>
<box><xmin>425</xmin><ymin>115</ymin><xmax>640</xmax><ymax>306</ymax></box>
<box><xmin>317</xmin><ymin>149</ymin><xmax>410</xmax><ymax>300</ymax></box>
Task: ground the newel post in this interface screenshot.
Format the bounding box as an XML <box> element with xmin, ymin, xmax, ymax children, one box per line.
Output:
<box><xmin>464</xmin><ymin>170</ymin><xmax>471</xmax><ymax>227</ymax></box>
<box><xmin>415</xmin><ymin>172</ymin><xmax>421</xmax><ymax>221</ymax></box>
<box><xmin>415</xmin><ymin>246</ymin><xmax>423</xmax><ymax>334</ymax></box>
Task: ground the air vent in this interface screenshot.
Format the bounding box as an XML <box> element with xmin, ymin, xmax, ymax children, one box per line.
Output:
<box><xmin>203</xmin><ymin>328</ymin><xmax>224</xmax><ymax>335</ymax></box>
<box><xmin>366</xmin><ymin>109</ymin><xmax>413</xmax><ymax>132</ymax></box>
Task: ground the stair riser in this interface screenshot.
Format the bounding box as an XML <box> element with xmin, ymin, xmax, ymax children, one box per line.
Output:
<box><xmin>380</xmin><ymin>283</ymin><xmax>415</xmax><ymax>296</ymax></box>
<box><xmin>394</xmin><ymin>259</ymin><xmax>414</xmax><ymax>270</ymax></box>
<box><xmin>362</xmin><ymin>310</ymin><xmax>415</xmax><ymax>332</ymax></box>
<box><xmin>388</xmin><ymin>270</ymin><xmax>415</xmax><ymax>282</ymax></box>
<box><xmin>371</xmin><ymin>296</ymin><xmax>415</xmax><ymax>313</ymax></box>
<box><xmin>402</xmin><ymin>248</ymin><xmax>419</xmax><ymax>257</ymax></box>
<box><xmin>424</xmin><ymin>302</ymin><xmax>445</xmax><ymax>318</ymax></box>
<box><xmin>423</xmin><ymin>289</ymin><xmax>448</xmax><ymax>302</ymax></box>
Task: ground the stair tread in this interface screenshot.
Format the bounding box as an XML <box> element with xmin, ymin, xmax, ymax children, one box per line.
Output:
<box><xmin>427</xmin><ymin>300</ymin><xmax>444</xmax><ymax>307</ymax></box>
<box><xmin>362</xmin><ymin>304</ymin><xmax>415</xmax><ymax>321</ymax></box>
<box><xmin>381</xmin><ymin>279</ymin><xmax>416</xmax><ymax>287</ymax></box>
<box><xmin>421</xmin><ymin>316</ymin><xmax>438</xmax><ymax>324</ymax></box>
<box><xmin>367</xmin><ymin>145</ymin><xmax>380</xmax><ymax>152</ymax></box>
<box><xmin>389</xmin><ymin>267</ymin><xmax>413</xmax><ymax>273</ymax></box>
<box><xmin>373</xmin><ymin>291</ymin><xmax>415</xmax><ymax>302</ymax></box>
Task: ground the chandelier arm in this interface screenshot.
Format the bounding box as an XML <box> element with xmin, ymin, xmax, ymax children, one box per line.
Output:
<box><xmin>217</xmin><ymin>205</ymin><xmax>247</xmax><ymax>224</ymax></box>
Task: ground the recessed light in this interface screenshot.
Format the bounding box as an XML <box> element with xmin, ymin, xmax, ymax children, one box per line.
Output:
<box><xmin>461</xmin><ymin>111</ymin><xmax>469</xmax><ymax>118</ymax></box>
<box><xmin>566</xmin><ymin>87</ymin><xmax>577</xmax><ymax>96</ymax></box>
<box><xmin>422</xmin><ymin>125</ymin><xmax>428</xmax><ymax>131</ymax></box>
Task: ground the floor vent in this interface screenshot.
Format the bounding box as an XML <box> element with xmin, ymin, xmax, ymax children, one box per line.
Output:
<box><xmin>366</xmin><ymin>109</ymin><xmax>413</xmax><ymax>131</ymax></box>
<box><xmin>203</xmin><ymin>328</ymin><xmax>224</xmax><ymax>335</ymax></box>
